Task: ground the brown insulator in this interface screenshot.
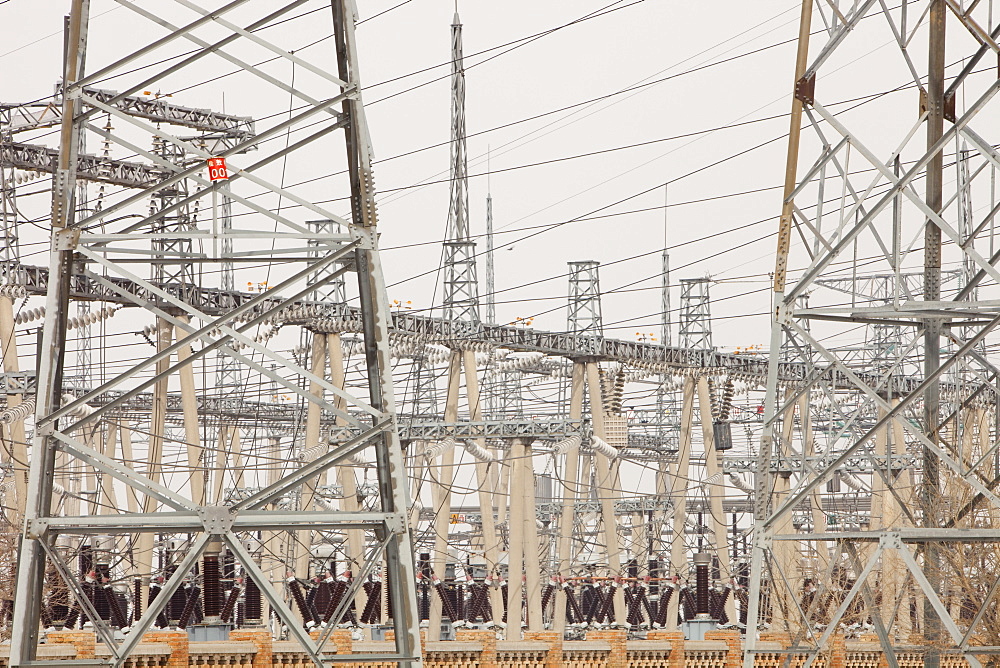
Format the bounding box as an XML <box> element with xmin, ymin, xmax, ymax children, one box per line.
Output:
<box><xmin>681</xmin><ymin>587</ymin><xmax>697</xmax><ymax>621</ymax></box>
<box><xmin>564</xmin><ymin>586</ymin><xmax>585</xmax><ymax>624</ymax></box>
<box><xmin>202</xmin><ymin>555</ymin><xmax>223</xmax><ymax>618</ymax></box>
<box><xmin>500</xmin><ymin>584</ymin><xmax>508</xmax><ymax>623</ymax></box>
<box><xmin>323</xmin><ymin>579</ymin><xmax>348</xmax><ymax>625</ymax></box>
<box><xmin>132</xmin><ymin>578</ymin><xmax>142</xmax><ymax>623</ymax></box>
<box><xmin>465</xmin><ymin>583</ymin><xmax>489</xmax><ymax>623</ymax></box>
<box><xmin>167</xmin><ymin>576</ymin><xmax>187</xmax><ymax>624</ymax></box>
<box><xmin>626</xmin><ymin>585</ymin><xmax>645</xmax><ymax>626</ymax></box>
<box><xmin>65</xmin><ymin>603</ymin><xmax>80</xmax><ymax>630</ymax></box>
<box><xmin>597</xmin><ymin>585</ymin><xmax>616</xmax><ymax>624</ymax></box>
<box><xmin>434</xmin><ymin>580</ymin><xmax>458</xmax><ymax>621</ymax></box>
<box><xmin>582</xmin><ymin>585</ymin><xmax>600</xmax><ymax>623</ymax></box>
<box><xmin>540</xmin><ymin>584</ymin><xmax>555</xmax><ymax>611</ymax></box>
<box><xmin>694</xmin><ymin>553</ymin><xmax>711</xmax><ymax>615</ymax></box>
<box><xmin>244</xmin><ymin>578</ymin><xmax>262</xmax><ymax>623</ymax></box>
<box><xmin>313</xmin><ymin>580</ymin><xmax>334</xmax><ymax>620</ymax></box>
<box><xmin>361</xmin><ymin>582</ymin><xmax>381</xmax><ymax>624</ymax></box>
<box><xmin>148</xmin><ymin>585</ymin><xmax>168</xmax><ymax>628</ymax></box>
<box><xmin>287</xmin><ymin>578</ymin><xmax>312</xmax><ymax>626</ymax></box>
<box><xmin>106</xmin><ymin>586</ymin><xmax>127</xmax><ymax>628</ymax></box>
<box><xmin>654</xmin><ymin>585</ymin><xmax>674</xmax><ymax>627</ymax></box>
<box><xmin>177</xmin><ymin>586</ymin><xmax>201</xmax><ymax>629</ymax></box>
<box><xmin>220</xmin><ymin>586</ymin><xmax>241</xmax><ymax>623</ymax></box>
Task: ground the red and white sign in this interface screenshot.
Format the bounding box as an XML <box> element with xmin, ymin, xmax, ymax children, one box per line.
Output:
<box><xmin>207</xmin><ymin>157</ymin><xmax>229</xmax><ymax>181</ymax></box>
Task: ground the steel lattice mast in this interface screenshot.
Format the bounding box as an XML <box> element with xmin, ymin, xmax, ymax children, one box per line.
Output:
<box><xmin>747</xmin><ymin>1</ymin><xmax>1000</xmax><ymax>665</ymax></box>
<box><xmin>442</xmin><ymin>9</ymin><xmax>480</xmax><ymax>331</ymax></box>
<box><xmin>9</xmin><ymin>2</ymin><xmax>422</xmax><ymax>666</ymax></box>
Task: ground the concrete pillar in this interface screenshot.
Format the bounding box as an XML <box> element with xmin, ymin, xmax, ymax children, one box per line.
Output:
<box><xmin>696</xmin><ymin>376</ymin><xmax>736</xmax><ymax>623</ymax></box>
<box><xmin>585</xmin><ymin>361</ymin><xmax>627</xmax><ymax>625</ymax></box>
<box><xmin>0</xmin><ymin>295</ymin><xmax>26</xmax><ymax>518</ymax></box>
<box><xmin>428</xmin><ymin>351</ymin><xmax>461</xmax><ymax>640</ymax></box>
<box><xmin>554</xmin><ymin>362</ymin><xmax>586</xmax><ymax>634</ymax></box>
<box><xmin>667</xmin><ymin>376</ymin><xmax>696</xmax><ymax>630</ymax></box>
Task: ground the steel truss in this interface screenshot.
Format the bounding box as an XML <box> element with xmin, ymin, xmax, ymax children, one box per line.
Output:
<box><xmin>10</xmin><ymin>2</ymin><xmax>421</xmax><ymax>667</ymax></box>
<box><xmin>749</xmin><ymin>1</ymin><xmax>1000</xmax><ymax>666</ymax></box>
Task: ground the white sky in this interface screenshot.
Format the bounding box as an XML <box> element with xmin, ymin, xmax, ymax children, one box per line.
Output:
<box><xmin>1</xmin><ymin>0</ymin><xmax>807</xmax><ymax>352</ymax></box>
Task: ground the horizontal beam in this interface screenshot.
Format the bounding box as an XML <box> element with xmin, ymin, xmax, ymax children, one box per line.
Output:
<box><xmin>1</xmin><ymin>141</ymin><xmax>159</xmax><ymax>188</ymax></box>
<box><xmin>37</xmin><ymin>510</ymin><xmax>400</xmax><ymax>534</ymax></box>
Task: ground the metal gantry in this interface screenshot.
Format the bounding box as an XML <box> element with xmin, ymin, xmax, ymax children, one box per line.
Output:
<box><xmin>748</xmin><ymin>0</ymin><xmax>1000</xmax><ymax>665</ymax></box>
<box><xmin>9</xmin><ymin>2</ymin><xmax>422</xmax><ymax>666</ymax></box>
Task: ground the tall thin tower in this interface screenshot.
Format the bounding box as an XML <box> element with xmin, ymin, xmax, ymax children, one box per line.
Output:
<box><xmin>442</xmin><ymin>8</ymin><xmax>480</xmax><ymax>330</ymax></box>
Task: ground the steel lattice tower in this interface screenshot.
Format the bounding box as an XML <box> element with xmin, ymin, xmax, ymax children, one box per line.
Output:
<box><xmin>9</xmin><ymin>2</ymin><xmax>423</xmax><ymax>666</ymax></box>
<box><xmin>747</xmin><ymin>1</ymin><xmax>1000</xmax><ymax>666</ymax></box>
<box><xmin>442</xmin><ymin>10</ymin><xmax>480</xmax><ymax>331</ymax></box>
<box><xmin>567</xmin><ymin>260</ymin><xmax>603</xmax><ymax>336</ymax></box>
<box><xmin>678</xmin><ymin>278</ymin><xmax>712</xmax><ymax>351</ymax></box>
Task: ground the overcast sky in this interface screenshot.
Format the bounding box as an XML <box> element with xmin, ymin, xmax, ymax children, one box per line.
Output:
<box><xmin>1</xmin><ymin>0</ymin><xmax>811</xmax><ymax>352</ymax></box>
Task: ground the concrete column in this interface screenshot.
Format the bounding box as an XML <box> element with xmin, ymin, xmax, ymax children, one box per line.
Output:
<box><xmin>328</xmin><ymin>332</ymin><xmax>367</xmax><ymax>618</ymax></box>
<box><xmin>135</xmin><ymin>318</ymin><xmax>172</xmax><ymax>611</ymax></box>
<box><xmin>507</xmin><ymin>437</ymin><xmax>527</xmax><ymax>638</ymax></box>
<box><xmin>666</xmin><ymin>376</ymin><xmax>695</xmax><ymax>630</ymax></box>
<box><xmin>585</xmin><ymin>361</ymin><xmax>627</xmax><ymax>625</ymax></box>
<box><xmin>0</xmin><ymin>295</ymin><xmax>27</xmax><ymax>518</ymax></box>
<box><xmin>696</xmin><ymin>376</ymin><xmax>736</xmax><ymax>623</ymax></box>
<box><xmin>428</xmin><ymin>351</ymin><xmax>461</xmax><ymax>640</ymax></box>
<box><xmin>521</xmin><ymin>439</ymin><xmax>544</xmax><ymax>630</ymax></box>
<box><xmin>554</xmin><ymin>362</ymin><xmax>586</xmax><ymax>634</ymax></box>
<box><xmin>175</xmin><ymin>315</ymin><xmax>204</xmax><ymax>506</ymax></box>
<box><xmin>296</xmin><ymin>332</ymin><xmax>329</xmax><ymax>580</ymax></box>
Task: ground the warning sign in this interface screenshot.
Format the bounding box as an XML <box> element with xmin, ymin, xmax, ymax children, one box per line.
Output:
<box><xmin>207</xmin><ymin>157</ymin><xmax>229</xmax><ymax>181</ymax></box>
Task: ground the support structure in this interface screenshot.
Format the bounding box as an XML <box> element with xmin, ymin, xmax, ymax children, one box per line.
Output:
<box><xmin>9</xmin><ymin>2</ymin><xmax>422</xmax><ymax>666</ymax></box>
<box><xmin>441</xmin><ymin>9</ymin><xmax>479</xmax><ymax>331</ymax></box>
<box><xmin>747</xmin><ymin>1</ymin><xmax>1000</xmax><ymax>665</ymax></box>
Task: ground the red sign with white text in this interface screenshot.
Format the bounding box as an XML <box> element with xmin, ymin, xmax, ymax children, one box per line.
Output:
<box><xmin>207</xmin><ymin>157</ymin><xmax>229</xmax><ymax>181</ymax></box>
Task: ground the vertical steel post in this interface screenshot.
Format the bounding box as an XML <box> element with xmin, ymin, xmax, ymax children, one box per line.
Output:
<box><xmin>922</xmin><ymin>2</ymin><xmax>946</xmax><ymax>663</ymax></box>
<box><xmin>745</xmin><ymin>0</ymin><xmax>812</xmax><ymax>664</ymax></box>
<box><xmin>333</xmin><ymin>0</ymin><xmax>423</xmax><ymax>661</ymax></box>
<box><xmin>10</xmin><ymin>1</ymin><xmax>89</xmax><ymax>664</ymax></box>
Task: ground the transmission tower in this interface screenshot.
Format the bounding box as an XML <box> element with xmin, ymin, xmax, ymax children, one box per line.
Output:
<box><xmin>441</xmin><ymin>9</ymin><xmax>480</xmax><ymax>332</ymax></box>
<box><xmin>9</xmin><ymin>3</ymin><xmax>422</xmax><ymax>667</ymax></box>
<box><xmin>748</xmin><ymin>2</ymin><xmax>1000</xmax><ymax>666</ymax></box>
<box><xmin>678</xmin><ymin>278</ymin><xmax>713</xmax><ymax>351</ymax></box>
<box><xmin>567</xmin><ymin>260</ymin><xmax>603</xmax><ymax>336</ymax></box>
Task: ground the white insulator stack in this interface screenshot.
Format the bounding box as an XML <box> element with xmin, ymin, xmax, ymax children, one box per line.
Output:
<box><xmin>423</xmin><ymin>437</ymin><xmax>457</xmax><ymax>460</ymax></box>
<box><xmin>14</xmin><ymin>307</ymin><xmax>46</xmax><ymax>325</ymax></box>
<box><xmin>0</xmin><ymin>396</ymin><xmax>35</xmax><ymax>425</ymax></box>
<box><xmin>701</xmin><ymin>472</ymin><xmax>724</xmax><ymax>489</ymax></box>
<box><xmin>300</xmin><ymin>444</ymin><xmax>367</xmax><ymax>467</ymax></box>
<box><xmin>551</xmin><ymin>435</ymin><xmax>582</xmax><ymax>455</ymax></box>
<box><xmin>0</xmin><ymin>285</ymin><xmax>27</xmax><ymax>300</ymax></box>
<box><xmin>588</xmin><ymin>435</ymin><xmax>618</xmax><ymax>460</ymax></box>
<box><xmin>60</xmin><ymin>394</ymin><xmax>94</xmax><ymax>419</ymax></box>
<box><xmin>67</xmin><ymin>305</ymin><xmax>119</xmax><ymax>331</ymax></box>
<box><xmin>840</xmin><ymin>471</ymin><xmax>866</xmax><ymax>491</ymax></box>
<box><xmin>460</xmin><ymin>440</ymin><xmax>494</xmax><ymax>462</ymax></box>
<box><xmin>728</xmin><ymin>473</ymin><xmax>754</xmax><ymax>494</ymax></box>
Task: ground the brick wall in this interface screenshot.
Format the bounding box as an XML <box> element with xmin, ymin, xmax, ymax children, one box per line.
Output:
<box><xmin>586</xmin><ymin>629</ymin><xmax>626</xmax><ymax>668</ymax></box>
<box><xmin>45</xmin><ymin>630</ymin><xmax>96</xmax><ymax>659</ymax></box>
<box><xmin>524</xmin><ymin>630</ymin><xmax>562</xmax><ymax>668</ymax></box>
<box><xmin>456</xmin><ymin>629</ymin><xmax>495</xmax><ymax>667</ymax></box>
<box><xmin>142</xmin><ymin>630</ymin><xmax>188</xmax><ymax>668</ymax></box>
<box><xmin>25</xmin><ymin>627</ymin><xmax>948</xmax><ymax>668</ymax></box>
<box><xmin>229</xmin><ymin>628</ymin><xmax>272</xmax><ymax>668</ymax></box>
<box><xmin>705</xmin><ymin>630</ymin><xmax>742</xmax><ymax>668</ymax></box>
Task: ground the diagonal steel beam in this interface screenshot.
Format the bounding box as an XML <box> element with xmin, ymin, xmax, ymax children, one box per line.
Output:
<box><xmin>50</xmin><ymin>429</ymin><xmax>194</xmax><ymax>512</ymax></box>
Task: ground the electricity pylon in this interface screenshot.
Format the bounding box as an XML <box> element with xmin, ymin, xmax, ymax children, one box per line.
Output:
<box><xmin>748</xmin><ymin>2</ymin><xmax>1000</xmax><ymax>667</ymax></box>
<box><xmin>10</xmin><ymin>2</ymin><xmax>422</xmax><ymax>666</ymax></box>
